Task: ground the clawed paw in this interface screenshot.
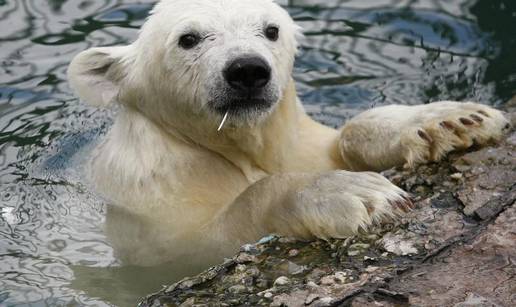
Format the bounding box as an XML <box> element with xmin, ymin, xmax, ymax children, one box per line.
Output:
<box><xmin>292</xmin><ymin>171</ymin><xmax>413</xmax><ymax>239</ymax></box>
<box><xmin>402</xmin><ymin>102</ymin><xmax>510</xmax><ymax>167</ymax></box>
<box><xmin>387</xmin><ymin>194</ymin><xmax>415</xmax><ymax>213</ymax></box>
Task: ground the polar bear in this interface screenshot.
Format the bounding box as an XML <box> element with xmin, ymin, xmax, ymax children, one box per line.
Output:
<box><xmin>68</xmin><ymin>0</ymin><xmax>509</xmax><ymax>275</ymax></box>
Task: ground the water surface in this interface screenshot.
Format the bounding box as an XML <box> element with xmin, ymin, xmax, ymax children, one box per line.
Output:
<box><xmin>1</xmin><ymin>0</ymin><xmax>515</xmax><ymax>306</ymax></box>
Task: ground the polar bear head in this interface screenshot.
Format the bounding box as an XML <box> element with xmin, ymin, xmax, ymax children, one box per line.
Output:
<box><xmin>68</xmin><ymin>0</ymin><xmax>301</xmax><ymax>128</ymax></box>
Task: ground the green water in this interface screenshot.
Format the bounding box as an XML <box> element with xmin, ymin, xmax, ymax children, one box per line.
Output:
<box><xmin>0</xmin><ymin>0</ymin><xmax>515</xmax><ymax>306</ymax></box>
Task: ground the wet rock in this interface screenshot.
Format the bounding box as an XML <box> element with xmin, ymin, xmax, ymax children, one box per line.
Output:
<box><xmin>240</xmin><ymin>244</ymin><xmax>260</xmax><ymax>254</ymax></box>
<box><xmin>287</xmin><ymin>249</ymin><xmax>300</xmax><ymax>257</ymax></box>
<box><xmin>139</xmin><ymin>117</ymin><xmax>515</xmax><ymax>307</ymax></box>
<box><xmin>450</xmin><ymin>172</ymin><xmax>463</xmax><ymax>180</ymax></box>
<box><xmin>227</xmin><ymin>285</ymin><xmax>247</xmax><ymax>294</ymax></box>
<box><xmin>320</xmin><ymin>271</ymin><xmax>348</xmax><ymax>286</ymax></box>
<box><xmin>313</xmin><ymin>297</ymin><xmax>333</xmax><ymax>307</ymax></box>
<box><xmin>305</xmin><ymin>293</ymin><xmax>319</xmax><ymax>305</ymax></box>
<box><xmin>287</xmin><ymin>261</ymin><xmax>306</xmax><ymax>275</ymax></box>
<box><xmin>235</xmin><ymin>252</ymin><xmax>258</xmax><ymax>264</ymax></box>
<box><xmin>454</xmin><ymin>293</ymin><xmax>502</xmax><ymax>307</ymax></box>
<box><xmin>273</xmin><ymin>276</ymin><xmax>290</xmax><ymax>287</ymax></box>
<box><xmin>380</xmin><ymin>232</ymin><xmax>418</xmax><ymax>256</ymax></box>
<box><xmin>454</xmin><ymin>135</ymin><xmax>516</xmax><ymax>216</ymax></box>
<box><xmin>388</xmin><ymin>206</ymin><xmax>516</xmax><ymax>306</ymax></box>
<box><xmin>178</xmin><ymin>297</ymin><xmax>195</xmax><ymax>307</ymax></box>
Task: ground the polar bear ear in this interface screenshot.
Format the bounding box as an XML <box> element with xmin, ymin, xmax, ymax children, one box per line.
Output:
<box><xmin>293</xmin><ymin>24</ymin><xmax>305</xmax><ymax>54</ymax></box>
<box><xmin>67</xmin><ymin>46</ymin><xmax>131</xmax><ymax>107</ymax></box>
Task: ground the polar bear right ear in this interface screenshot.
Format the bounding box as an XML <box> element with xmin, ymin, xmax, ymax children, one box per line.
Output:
<box><xmin>67</xmin><ymin>46</ymin><xmax>132</xmax><ymax>107</ymax></box>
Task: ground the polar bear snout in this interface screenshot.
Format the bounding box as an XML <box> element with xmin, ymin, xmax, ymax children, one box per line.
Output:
<box><xmin>223</xmin><ymin>56</ymin><xmax>271</xmax><ymax>91</ymax></box>
<box><xmin>208</xmin><ymin>53</ymin><xmax>279</xmax><ymax>118</ymax></box>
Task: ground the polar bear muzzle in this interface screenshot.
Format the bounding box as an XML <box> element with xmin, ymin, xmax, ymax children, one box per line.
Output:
<box><xmin>210</xmin><ymin>55</ymin><xmax>278</xmax><ymax>117</ymax></box>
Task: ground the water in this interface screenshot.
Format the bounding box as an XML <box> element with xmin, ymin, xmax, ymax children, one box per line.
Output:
<box><xmin>0</xmin><ymin>0</ymin><xmax>515</xmax><ymax>306</ymax></box>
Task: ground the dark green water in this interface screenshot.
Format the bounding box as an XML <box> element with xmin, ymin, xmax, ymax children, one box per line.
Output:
<box><xmin>0</xmin><ymin>0</ymin><xmax>515</xmax><ymax>306</ymax></box>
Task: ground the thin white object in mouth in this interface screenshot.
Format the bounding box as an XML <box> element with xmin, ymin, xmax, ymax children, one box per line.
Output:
<box><xmin>217</xmin><ymin>112</ymin><xmax>229</xmax><ymax>132</ymax></box>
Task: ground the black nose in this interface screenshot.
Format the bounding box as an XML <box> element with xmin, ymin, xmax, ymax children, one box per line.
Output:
<box><xmin>223</xmin><ymin>57</ymin><xmax>271</xmax><ymax>90</ymax></box>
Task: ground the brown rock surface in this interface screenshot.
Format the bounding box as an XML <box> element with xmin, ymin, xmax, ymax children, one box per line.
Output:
<box><xmin>139</xmin><ymin>116</ymin><xmax>515</xmax><ymax>307</ymax></box>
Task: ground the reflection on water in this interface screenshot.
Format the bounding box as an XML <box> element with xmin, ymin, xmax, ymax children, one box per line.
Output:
<box><xmin>0</xmin><ymin>0</ymin><xmax>514</xmax><ymax>305</ymax></box>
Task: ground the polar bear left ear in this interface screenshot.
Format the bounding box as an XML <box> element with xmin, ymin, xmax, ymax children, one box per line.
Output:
<box><xmin>68</xmin><ymin>46</ymin><xmax>132</xmax><ymax>107</ymax></box>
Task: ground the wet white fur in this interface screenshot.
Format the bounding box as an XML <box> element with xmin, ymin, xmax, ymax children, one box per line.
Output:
<box><xmin>68</xmin><ymin>0</ymin><xmax>509</xmax><ymax>271</ymax></box>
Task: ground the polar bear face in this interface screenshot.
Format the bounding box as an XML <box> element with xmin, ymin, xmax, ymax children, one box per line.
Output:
<box><xmin>69</xmin><ymin>0</ymin><xmax>301</xmax><ymax>126</ymax></box>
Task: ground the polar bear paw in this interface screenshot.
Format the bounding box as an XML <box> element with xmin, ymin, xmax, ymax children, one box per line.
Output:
<box><xmin>401</xmin><ymin>102</ymin><xmax>510</xmax><ymax>168</ymax></box>
<box><xmin>291</xmin><ymin>171</ymin><xmax>413</xmax><ymax>240</ymax></box>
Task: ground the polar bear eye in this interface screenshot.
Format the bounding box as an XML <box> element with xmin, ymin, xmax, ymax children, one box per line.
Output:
<box><xmin>265</xmin><ymin>26</ymin><xmax>279</xmax><ymax>41</ymax></box>
<box><xmin>179</xmin><ymin>34</ymin><xmax>201</xmax><ymax>49</ymax></box>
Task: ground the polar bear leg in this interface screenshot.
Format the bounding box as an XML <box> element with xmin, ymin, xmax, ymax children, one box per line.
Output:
<box><xmin>338</xmin><ymin>101</ymin><xmax>510</xmax><ymax>171</ymax></box>
<box><xmin>209</xmin><ymin>171</ymin><xmax>412</xmax><ymax>250</ymax></box>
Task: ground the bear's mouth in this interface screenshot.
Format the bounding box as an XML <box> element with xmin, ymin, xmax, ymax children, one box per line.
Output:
<box><xmin>214</xmin><ymin>97</ymin><xmax>272</xmax><ymax>115</ymax></box>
